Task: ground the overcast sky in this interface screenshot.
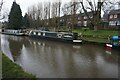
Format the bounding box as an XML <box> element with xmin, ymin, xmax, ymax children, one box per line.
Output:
<box><xmin>0</xmin><ymin>0</ymin><xmax>72</xmax><ymax>22</ymax></box>
<box><xmin>2</xmin><ymin>0</ymin><xmax>119</xmax><ymax>15</ymax></box>
<box><xmin>1</xmin><ymin>0</ymin><xmax>119</xmax><ymax>22</ymax></box>
<box><xmin>3</xmin><ymin>0</ymin><xmax>44</xmax><ymax>16</ymax></box>
<box><xmin>2</xmin><ymin>0</ymin><xmax>71</xmax><ymax>16</ymax></box>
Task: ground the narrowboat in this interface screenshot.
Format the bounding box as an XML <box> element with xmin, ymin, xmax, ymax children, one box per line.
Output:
<box><xmin>28</xmin><ymin>30</ymin><xmax>82</xmax><ymax>44</ymax></box>
<box><xmin>1</xmin><ymin>29</ymin><xmax>25</xmax><ymax>36</ymax></box>
<box><xmin>106</xmin><ymin>36</ymin><xmax>120</xmax><ymax>49</ymax></box>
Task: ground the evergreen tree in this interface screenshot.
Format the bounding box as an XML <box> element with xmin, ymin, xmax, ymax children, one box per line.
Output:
<box><xmin>23</xmin><ymin>13</ymin><xmax>30</xmax><ymax>28</ymax></box>
<box><xmin>8</xmin><ymin>1</ymin><xmax>23</xmax><ymax>29</ymax></box>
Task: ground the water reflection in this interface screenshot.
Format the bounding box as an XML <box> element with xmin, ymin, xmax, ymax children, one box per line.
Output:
<box><xmin>1</xmin><ymin>35</ymin><xmax>14</xmax><ymax>61</ymax></box>
<box><xmin>0</xmin><ymin>34</ymin><xmax>119</xmax><ymax>78</ymax></box>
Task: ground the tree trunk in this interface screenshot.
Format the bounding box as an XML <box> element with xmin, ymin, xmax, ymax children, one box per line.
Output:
<box><xmin>93</xmin><ymin>25</ymin><xmax>98</xmax><ymax>31</ymax></box>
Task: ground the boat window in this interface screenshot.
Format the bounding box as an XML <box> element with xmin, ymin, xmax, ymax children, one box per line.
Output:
<box><xmin>38</xmin><ymin>33</ymin><xmax>41</xmax><ymax>36</ymax></box>
<box><xmin>113</xmin><ymin>39</ymin><xmax>118</xmax><ymax>46</ymax></box>
<box><xmin>43</xmin><ymin>33</ymin><xmax>45</xmax><ymax>36</ymax></box>
<box><xmin>34</xmin><ymin>32</ymin><xmax>36</xmax><ymax>35</ymax></box>
<box><xmin>57</xmin><ymin>34</ymin><xmax>62</xmax><ymax>38</ymax></box>
<box><xmin>113</xmin><ymin>39</ymin><xmax>118</xmax><ymax>43</ymax></box>
<box><xmin>62</xmin><ymin>34</ymin><xmax>73</xmax><ymax>39</ymax></box>
<box><xmin>64</xmin><ymin>35</ymin><xmax>72</xmax><ymax>38</ymax></box>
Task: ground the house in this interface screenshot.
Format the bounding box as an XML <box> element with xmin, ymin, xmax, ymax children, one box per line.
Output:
<box><xmin>101</xmin><ymin>13</ymin><xmax>109</xmax><ymax>29</ymax></box>
<box><xmin>108</xmin><ymin>9</ymin><xmax>120</xmax><ymax>29</ymax></box>
<box><xmin>102</xmin><ymin>13</ymin><xmax>109</xmax><ymax>22</ymax></box>
<box><xmin>60</xmin><ymin>11</ymin><xmax>94</xmax><ymax>29</ymax></box>
<box><xmin>77</xmin><ymin>12</ymin><xmax>93</xmax><ymax>28</ymax></box>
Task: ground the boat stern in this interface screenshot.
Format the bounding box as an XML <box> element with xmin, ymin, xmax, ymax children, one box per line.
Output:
<box><xmin>73</xmin><ymin>40</ymin><xmax>82</xmax><ymax>43</ymax></box>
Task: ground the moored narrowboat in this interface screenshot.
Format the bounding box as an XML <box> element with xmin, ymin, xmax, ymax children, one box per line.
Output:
<box><xmin>28</xmin><ymin>30</ymin><xmax>82</xmax><ymax>44</ymax></box>
<box><xmin>106</xmin><ymin>36</ymin><xmax>120</xmax><ymax>49</ymax></box>
<box><xmin>1</xmin><ymin>29</ymin><xmax>25</xmax><ymax>36</ymax></box>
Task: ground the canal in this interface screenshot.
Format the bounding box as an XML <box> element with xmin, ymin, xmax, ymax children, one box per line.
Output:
<box><xmin>0</xmin><ymin>34</ymin><xmax>119</xmax><ymax>78</ymax></box>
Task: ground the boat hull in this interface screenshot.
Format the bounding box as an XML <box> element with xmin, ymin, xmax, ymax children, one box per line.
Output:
<box><xmin>105</xmin><ymin>43</ymin><xmax>120</xmax><ymax>50</ymax></box>
<box><xmin>1</xmin><ymin>29</ymin><xmax>25</xmax><ymax>36</ymax></box>
<box><xmin>1</xmin><ymin>32</ymin><xmax>25</xmax><ymax>36</ymax></box>
<box><xmin>28</xmin><ymin>35</ymin><xmax>82</xmax><ymax>44</ymax></box>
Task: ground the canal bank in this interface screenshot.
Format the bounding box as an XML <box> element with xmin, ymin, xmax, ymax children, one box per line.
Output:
<box><xmin>1</xmin><ymin>52</ymin><xmax>36</xmax><ymax>79</ymax></box>
<box><xmin>73</xmin><ymin>29</ymin><xmax>118</xmax><ymax>43</ymax></box>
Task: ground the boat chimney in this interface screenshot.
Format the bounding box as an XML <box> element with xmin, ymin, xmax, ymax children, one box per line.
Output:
<box><xmin>14</xmin><ymin>0</ymin><xmax>16</xmax><ymax>2</ymax></box>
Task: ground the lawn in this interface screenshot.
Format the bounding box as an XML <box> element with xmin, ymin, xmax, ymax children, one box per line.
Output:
<box><xmin>72</xmin><ymin>29</ymin><xmax>119</xmax><ymax>43</ymax></box>
<box><xmin>82</xmin><ymin>37</ymin><xmax>109</xmax><ymax>43</ymax></box>
<box><xmin>73</xmin><ymin>29</ymin><xmax>118</xmax><ymax>37</ymax></box>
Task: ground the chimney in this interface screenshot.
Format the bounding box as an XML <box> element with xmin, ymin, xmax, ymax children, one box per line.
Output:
<box><xmin>14</xmin><ymin>0</ymin><xmax>16</xmax><ymax>2</ymax></box>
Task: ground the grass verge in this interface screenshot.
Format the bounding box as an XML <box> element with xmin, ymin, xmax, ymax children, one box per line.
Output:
<box><xmin>82</xmin><ymin>37</ymin><xmax>108</xmax><ymax>43</ymax></box>
<box><xmin>73</xmin><ymin>29</ymin><xmax>118</xmax><ymax>37</ymax></box>
<box><xmin>1</xmin><ymin>52</ymin><xmax>36</xmax><ymax>79</ymax></box>
<box><xmin>73</xmin><ymin>29</ymin><xmax>118</xmax><ymax>43</ymax></box>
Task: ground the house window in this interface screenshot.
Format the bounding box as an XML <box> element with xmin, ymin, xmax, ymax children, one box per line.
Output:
<box><xmin>114</xmin><ymin>15</ymin><xmax>117</xmax><ymax>18</ymax></box>
<box><xmin>78</xmin><ymin>21</ymin><xmax>81</xmax><ymax>24</ymax></box>
<box><xmin>118</xmin><ymin>21</ymin><xmax>120</xmax><ymax>25</ymax></box>
<box><xmin>110</xmin><ymin>15</ymin><xmax>113</xmax><ymax>19</ymax></box>
<box><xmin>84</xmin><ymin>16</ymin><xmax>87</xmax><ymax>19</ymax></box>
<box><xmin>78</xmin><ymin>21</ymin><xmax>81</xmax><ymax>26</ymax></box>
<box><xmin>115</xmin><ymin>21</ymin><xmax>120</xmax><ymax>26</ymax></box>
<box><xmin>78</xmin><ymin>17</ymin><xmax>81</xmax><ymax>20</ymax></box>
<box><xmin>38</xmin><ymin>33</ymin><xmax>41</xmax><ymax>36</ymax></box>
<box><xmin>43</xmin><ymin>33</ymin><xmax>45</xmax><ymax>36</ymax></box>
<box><xmin>34</xmin><ymin>32</ymin><xmax>36</xmax><ymax>35</ymax></box>
<box><xmin>109</xmin><ymin>21</ymin><xmax>116</xmax><ymax>26</ymax></box>
<box><xmin>84</xmin><ymin>21</ymin><xmax>87</xmax><ymax>26</ymax></box>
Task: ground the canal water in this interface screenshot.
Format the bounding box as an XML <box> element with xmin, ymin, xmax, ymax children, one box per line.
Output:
<box><xmin>0</xmin><ymin>34</ymin><xmax>119</xmax><ymax>78</ymax></box>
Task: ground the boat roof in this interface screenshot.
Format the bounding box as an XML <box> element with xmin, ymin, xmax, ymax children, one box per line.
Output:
<box><xmin>30</xmin><ymin>30</ymin><xmax>73</xmax><ymax>34</ymax></box>
<box><xmin>112</xmin><ymin>36</ymin><xmax>120</xmax><ymax>40</ymax></box>
<box><xmin>31</xmin><ymin>30</ymin><xmax>57</xmax><ymax>33</ymax></box>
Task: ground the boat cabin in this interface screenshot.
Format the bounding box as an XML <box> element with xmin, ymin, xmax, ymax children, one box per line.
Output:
<box><xmin>28</xmin><ymin>30</ymin><xmax>79</xmax><ymax>41</ymax></box>
<box><xmin>111</xmin><ymin>36</ymin><xmax>120</xmax><ymax>47</ymax></box>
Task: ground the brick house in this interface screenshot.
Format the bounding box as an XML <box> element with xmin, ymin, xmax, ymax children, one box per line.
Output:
<box><xmin>61</xmin><ymin>12</ymin><xmax>93</xmax><ymax>28</ymax></box>
<box><xmin>108</xmin><ymin>9</ymin><xmax>120</xmax><ymax>29</ymax></box>
<box><xmin>77</xmin><ymin>12</ymin><xmax>93</xmax><ymax>28</ymax></box>
<box><xmin>60</xmin><ymin>11</ymin><xmax>95</xmax><ymax>29</ymax></box>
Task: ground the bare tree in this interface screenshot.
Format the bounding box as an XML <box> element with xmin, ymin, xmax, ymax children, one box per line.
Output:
<box><xmin>48</xmin><ymin>2</ymin><xmax>51</xmax><ymax>28</ymax></box>
<box><xmin>57</xmin><ymin>1</ymin><xmax>61</xmax><ymax>30</ymax></box>
<box><xmin>51</xmin><ymin>2</ymin><xmax>59</xmax><ymax>30</ymax></box>
<box><xmin>37</xmin><ymin>2</ymin><xmax>43</xmax><ymax>27</ymax></box>
<box><xmin>102</xmin><ymin>0</ymin><xmax>120</xmax><ymax>14</ymax></box>
<box><xmin>62</xmin><ymin>0</ymin><xmax>80</xmax><ymax>31</ymax></box>
<box><xmin>36</xmin><ymin>2</ymin><xmax>43</xmax><ymax>20</ymax></box>
<box><xmin>62</xmin><ymin>3</ymin><xmax>69</xmax><ymax>29</ymax></box>
<box><xmin>43</xmin><ymin>2</ymin><xmax>50</xmax><ymax>27</ymax></box>
<box><xmin>71</xmin><ymin>0</ymin><xmax>80</xmax><ymax>30</ymax></box>
<box><xmin>0</xmin><ymin>0</ymin><xmax>3</xmax><ymax>12</ymax></box>
<box><xmin>35</xmin><ymin>2</ymin><xmax>43</xmax><ymax>27</ymax></box>
<box><xmin>62</xmin><ymin>3</ymin><xmax>71</xmax><ymax>15</ymax></box>
<box><xmin>27</xmin><ymin>5</ymin><xmax>38</xmax><ymax>28</ymax></box>
<box><xmin>0</xmin><ymin>0</ymin><xmax>4</xmax><ymax>20</ymax></box>
<box><xmin>79</xmin><ymin>0</ymin><xmax>106</xmax><ymax>31</ymax></box>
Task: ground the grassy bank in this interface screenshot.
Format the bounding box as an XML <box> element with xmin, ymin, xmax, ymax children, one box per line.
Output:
<box><xmin>82</xmin><ymin>37</ymin><xmax>108</xmax><ymax>43</ymax></box>
<box><xmin>0</xmin><ymin>52</ymin><xmax>1</xmax><ymax>79</ymax></box>
<box><xmin>73</xmin><ymin>29</ymin><xmax>118</xmax><ymax>36</ymax></box>
<box><xmin>1</xmin><ymin>52</ymin><xmax>36</xmax><ymax>79</ymax></box>
<box><xmin>73</xmin><ymin>29</ymin><xmax>118</xmax><ymax>43</ymax></box>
